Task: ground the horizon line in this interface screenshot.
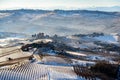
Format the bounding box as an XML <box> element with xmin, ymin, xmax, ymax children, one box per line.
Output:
<box><xmin>0</xmin><ymin>8</ymin><xmax>119</xmax><ymax>13</ymax></box>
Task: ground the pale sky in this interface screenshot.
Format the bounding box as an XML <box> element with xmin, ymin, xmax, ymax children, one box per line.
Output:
<box><xmin>0</xmin><ymin>0</ymin><xmax>120</xmax><ymax>10</ymax></box>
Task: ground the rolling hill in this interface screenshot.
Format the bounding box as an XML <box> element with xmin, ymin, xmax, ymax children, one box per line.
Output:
<box><xmin>0</xmin><ymin>9</ymin><xmax>120</xmax><ymax>35</ymax></box>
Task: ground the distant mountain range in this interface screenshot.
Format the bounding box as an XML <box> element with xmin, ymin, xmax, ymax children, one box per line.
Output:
<box><xmin>0</xmin><ymin>9</ymin><xmax>120</xmax><ymax>35</ymax></box>
<box><xmin>87</xmin><ymin>6</ymin><xmax>120</xmax><ymax>12</ymax></box>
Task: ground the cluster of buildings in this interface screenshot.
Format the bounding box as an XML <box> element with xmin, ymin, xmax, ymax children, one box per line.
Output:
<box><xmin>32</xmin><ymin>33</ymin><xmax>49</xmax><ymax>39</ymax></box>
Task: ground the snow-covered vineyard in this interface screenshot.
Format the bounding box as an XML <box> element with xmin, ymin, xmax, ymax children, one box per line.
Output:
<box><xmin>0</xmin><ymin>62</ymin><xmax>98</xmax><ymax>80</ymax></box>
<box><xmin>0</xmin><ymin>63</ymin><xmax>49</xmax><ymax>80</ymax></box>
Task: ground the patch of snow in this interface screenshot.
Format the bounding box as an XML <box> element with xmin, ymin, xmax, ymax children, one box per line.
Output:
<box><xmin>86</xmin><ymin>55</ymin><xmax>108</xmax><ymax>61</ymax></box>
<box><xmin>41</xmin><ymin>56</ymin><xmax>70</xmax><ymax>66</ymax></box>
<box><xmin>66</xmin><ymin>51</ymin><xmax>87</xmax><ymax>56</ymax></box>
<box><xmin>45</xmin><ymin>50</ymin><xmax>57</xmax><ymax>56</ymax></box>
<box><xmin>72</xmin><ymin>59</ymin><xmax>95</xmax><ymax>66</ymax></box>
<box><xmin>32</xmin><ymin>39</ymin><xmax>53</xmax><ymax>43</ymax></box>
<box><xmin>94</xmin><ymin>35</ymin><xmax>117</xmax><ymax>43</ymax></box>
<box><xmin>0</xmin><ymin>37</ymin><xmax>26</xmax><ymax>47</ymax></box>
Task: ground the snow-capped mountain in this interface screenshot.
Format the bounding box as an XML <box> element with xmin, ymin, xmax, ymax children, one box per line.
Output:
<box><xmin>0</xmin><ymin>9</ymin><xmax>120</xmax><ymax>35</ymax></box>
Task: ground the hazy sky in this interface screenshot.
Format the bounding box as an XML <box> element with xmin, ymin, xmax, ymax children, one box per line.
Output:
<box><xmin>0</xmin><ymin>0</ymin><xmax>120</xmax><ymax>10</ymax></box>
